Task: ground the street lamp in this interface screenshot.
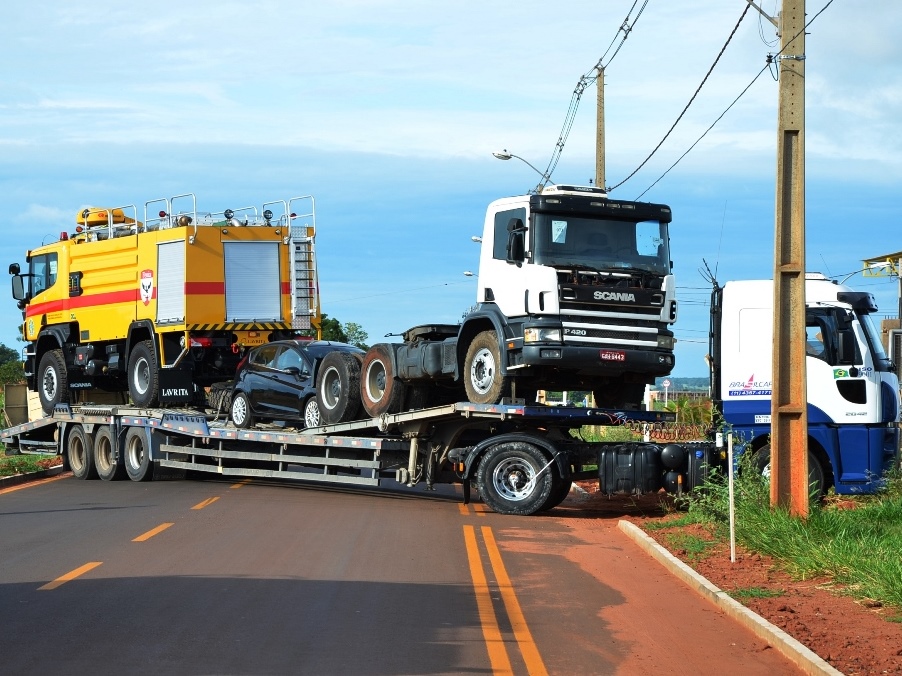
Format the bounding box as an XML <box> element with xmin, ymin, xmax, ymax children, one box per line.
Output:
<box><xmin>492</xmin><ymin>149</ymin><xmax>549</xmax><ymax>192</ymax></box>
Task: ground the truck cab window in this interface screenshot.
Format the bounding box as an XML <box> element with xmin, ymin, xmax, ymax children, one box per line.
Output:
<box><xmin>492</xmin><ymin>208</ymin><xmax>526</xmax><ymax>260</ymax></box>
<box><xmin>30</xmin><ymin>253</ymin><xmax>58</xmax><ymax>296</ymax></box>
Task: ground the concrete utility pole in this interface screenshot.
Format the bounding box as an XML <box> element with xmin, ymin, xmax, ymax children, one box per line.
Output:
<box><xmin>770</xmin><ymin>0</ymin><xmax>809</xmax><ymax>517</ymax></box>
<box><xmin>596</xmin><ymin>67</ymin><xmax>606</xmax><ymax>190</ymax></box>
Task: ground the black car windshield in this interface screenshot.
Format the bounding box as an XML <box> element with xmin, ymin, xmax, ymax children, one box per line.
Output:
<box><xmin>531</xmin><ymin>214</ymin><xmax>670</xmax><ymax>275</ymax></box>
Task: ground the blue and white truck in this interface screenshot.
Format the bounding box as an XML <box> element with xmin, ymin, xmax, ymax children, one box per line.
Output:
<box><xmin>710</xmin><ymin>273</ymin><xmax>900</xmax><ymax>495</ymax></box>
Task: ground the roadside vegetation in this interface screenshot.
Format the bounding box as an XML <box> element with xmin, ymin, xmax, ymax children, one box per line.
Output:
<box><xmin>0</xmin><ymin>453</ymin><xmax>60</xmax><ymax>477</ymax></box>
<box><xmin>679</xmin><ymin>451</ymin><xmax>902</xmax><ymax>612</ymax></box>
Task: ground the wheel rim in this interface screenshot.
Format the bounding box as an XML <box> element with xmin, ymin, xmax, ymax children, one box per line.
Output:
<box><xmin>321</xmin><ymin>366</ymin><xmax>340</xmax><ymax>409</ymax></box>
<box><xmin>127</xmin><ymin>435</ymin><xmax>144</xmax><ymax>469</ymax></box>
<box><xmin>133</xmin><ymin>357</ymin><xmax>150</xmax><ymax>395</ymax></box>
<box><xmin>365</xmin><ymin>360</ymin><xmax>387</xmax><ymax>404</ymax></box>
<box><xmin>304</xmin><ymin>399</ymin><xmax>320</xmax><ymax>427</ymax></box>
<box><xmin>232</xmin><ymin>395</ymin><xmax>248</xmax><ymax>425</ymax></box>
<box><xmin>491</xmin><ymin>457</ymin><xmax>537</xmax><ymax>502</ymax></box>
<box><xmin>42</xmin><ymin>366</ymin><xmax>58</xmax><ymax>401</ymax></box>
<box><xmin>470</xmin><ymin>347</ymin><xmax>495</xmax><ymax>395</ymax></box>
<box><xmin>96</xmin><ymin>434</ymin><xmax>112</xmax><ymax>473</ymax></box>
<box><xmin>69</xmin><ymin>435</ymin><xmax>85</xmax><ymax>473</ymax></box>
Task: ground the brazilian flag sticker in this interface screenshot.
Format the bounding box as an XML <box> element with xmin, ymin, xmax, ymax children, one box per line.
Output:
<box><xmin>833</xmin><ymin>368</ymin><xmax>849</xmax><ymax>379</ymax></box>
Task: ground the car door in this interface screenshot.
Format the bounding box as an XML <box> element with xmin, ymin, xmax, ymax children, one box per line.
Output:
<box><xmin>268</xmin><ymin>345</ymin><xmax>315</xmax><ymax>419</ymax></box>
<box><xmin>244</xmin><ymin>344</ymin><xmax>282</xmax><ymax>415</ymax></box>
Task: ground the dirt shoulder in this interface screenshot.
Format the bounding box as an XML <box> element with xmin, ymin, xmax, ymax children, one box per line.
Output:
<box><xmin>558</xmin><ymin>485</ymin><xmax>902</xmax><ymax>676</ymax></box>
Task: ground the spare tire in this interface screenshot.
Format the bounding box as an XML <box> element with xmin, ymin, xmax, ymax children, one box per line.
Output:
<box><xmin>316</xmin><ymin>351</ymin><xmax>362</xmax><ymax>424</ymax></box>
<box><xmin>360</xmin><ymin>344</ymin><xmax>406</xmax><ymax>417</ymax></box>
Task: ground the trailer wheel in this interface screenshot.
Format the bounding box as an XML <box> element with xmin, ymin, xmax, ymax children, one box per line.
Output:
<box><xmin>316</xmin><ymin>352</ymin><xmax>362</xmax><ymax>424</ymax></box>
<box><xmin>303</xmin><ymin>397</ymin><xmax>321</xmax><ymax>428</ymax></box>
<box><xmin>230</xmin><ymin>391</ymin><xmax>255</xmax><ymax>429</ymax></box>
<box><xmin>360</xmin><ymin>344</ymin><xmax>406</xmax><ymax>417</ymax></box>
<box><xmin>94</xmin><ymin>425</ymin><xmax>125</xmax><ymax>481</ymax></box>
<box><xmin>38</xmin><ymin>349</ymin><xmax>69</xmax><ymax>415</ymax></box>
<box><xmin>476</xmin><ymin>441</ymin><xmax>553</xmax><ymax>515</ymax></box>
<box><xmin>66</xmin><ymin>425</ymin><xmax>97</xmax><ymax>480</ymax></box>
<box><xmin>128</xmin><ymin>340</ymin><xmax>160</xmax><ymax>408</ymax></box>
<box><xmin>464</xmin><ymin>331</ymin><xmax>509</xmax><ymax>405</ymax></box>
<box><xmin>124</xmin><ymin>427</ymin><xmax>155</xmax><ymax>482</ymax></box>
<box><xmin>752</xmin><ymin>445</ymin><xmax>828</xmax><ymax>500</ymax></box>
<box><xmin>540</xmin><ymin>469</ymin><xmax>572</xmax><ymax>511</ymax></box>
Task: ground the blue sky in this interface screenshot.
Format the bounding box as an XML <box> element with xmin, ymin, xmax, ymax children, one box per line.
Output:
<box><xmin>2</xmin><ymin>1</ymin><xmax>901</xmax><ymax>377</ymax></box>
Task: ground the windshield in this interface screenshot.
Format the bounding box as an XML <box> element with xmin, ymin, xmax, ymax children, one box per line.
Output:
<box><xmin>859</xmin><ymin>312</ymin><xmax>891</xmax><ymax>365</ymax></box>
<box><xmin>531</xmin><ymin>214</ymin><xmax>670</xmax><ymax>274</ymax></box>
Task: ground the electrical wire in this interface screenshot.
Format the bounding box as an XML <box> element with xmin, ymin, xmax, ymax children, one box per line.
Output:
<box><xmin>608</xmin><ymin>2</ymin><xmax>752</xmax><ymax>193</ymax></box>
<box><xmin>629</xmin><ymin>0</ymin><xmax>837</xmax><ymax>198</ymax></box>
<box><xmin>535</xmin><ymin>0</ymin><xmax>650</xmax><ymax>190</ymax></box>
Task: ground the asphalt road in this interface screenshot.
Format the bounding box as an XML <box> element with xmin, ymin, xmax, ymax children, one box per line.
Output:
<box><xmin>0</xmin><ymin>473</ymin><xmax>802</xmax><ymax>675</ymax></box>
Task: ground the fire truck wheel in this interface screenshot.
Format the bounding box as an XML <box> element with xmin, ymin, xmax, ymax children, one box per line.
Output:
<box><xmin>38</xmin><ymin>349</ymin><xmax>69</xmax><ymax>415</ymax></box>
<box><xmin>464</xmin><ymin>331</ymin><xmax>509</xmax><ymax>405</ymax></box>
<box><xmin>124</xmin><ymin>427</ymin><xmax>156</xmax><ymax>482</ymax></box>
<box><xmin>128</xmin><ymin>340</ymin><xmax>160</xmax><ymax>408</ymax></box>
<box><xmin>66</xmin><ymin>425</ymin><xmax>97</xmax><ymax>480</ymax></box>
<box><xmin>94</xmin><ymin>425</ymin><xmax>125</xmax><ymax>481</ymax></box>
<box><xmin>475</xmin><ymin>441</ymin><xmax>553</xmax><ymax>516</ymax></box>
<box><xmin>360</xmin><ymin>344</ymin><xmax>405</xmax><ymax>417</ymax></box>
<box><xmin>231</xmin><ymin>391</ymin><xmax>255</xmax><ymax>429</ymax></box>
<box><xmin>303</xmin><ymin>397</ymin><xmax>321</xmax><ymax>428</ymax></box>
<box><xmin>316</xmin><ymin>352</ymin><xmax>362</xmax><ymax>424</ymax></box>
<box><xmin>752</xmin><ymin>444</ymin><xmax>828</xmax><ymax>500</ymax></box>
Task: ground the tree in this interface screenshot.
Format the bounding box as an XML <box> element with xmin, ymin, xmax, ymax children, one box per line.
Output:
<box><xmin>0</xmin><ymin>342</ymin><xmax>24</xmax><ymax>385</ymax></box>
<box><xmin>343</xmin><ymin>322</ymin><xmax>369</xmax><ymax>351</ymax></box>
<box><xmin>316</xmin><ymin>315</ymin><xmax>369</xmax><ymax>350</ymax></box>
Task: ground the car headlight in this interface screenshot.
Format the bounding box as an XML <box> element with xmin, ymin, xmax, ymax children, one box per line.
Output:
<box><xmin>657</xmin><ymin>334</ymin><xmax>675</xmax><ymax>350</ymax></box>
<box><xmin>524</xmin><ymin>327</ymin><xmax>562</xmax><ymax>343</ymax></box>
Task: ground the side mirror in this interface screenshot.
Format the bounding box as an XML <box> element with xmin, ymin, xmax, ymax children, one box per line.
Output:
<box><xmin>507</xmin><ymin>231</ymin><xmax>525</xmax><ymax>263</ymax></box>
<box><xmin>11</xmin><ymin>275</ymin><xmax>25</xmax><ymax>301</ymax></box>
<box><xmin>9</xmin><ymin>263</ymin><xmax>20</xmax><ymax>275</ymax></box>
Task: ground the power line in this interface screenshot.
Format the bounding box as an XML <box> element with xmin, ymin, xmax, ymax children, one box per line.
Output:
<box><xmin>631</xmin><ymin>0</ymin><xmax>837</xmax><ymax>198</ymax></box>
<box><xmin>536</xmin><ymin>0</ymin><xmax>650</xmax><ymax>189</ymax></box>
<box><xmin>609</xmin><ymin>2</ymin><xmax>752</xmax><ymax>192</ymax></box>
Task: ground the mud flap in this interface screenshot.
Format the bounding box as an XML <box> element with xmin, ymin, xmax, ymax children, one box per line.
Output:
<box><xmin>158</xmin><ymin>368</ymin><xmax>195</xmax><ymax>405</ymax></box>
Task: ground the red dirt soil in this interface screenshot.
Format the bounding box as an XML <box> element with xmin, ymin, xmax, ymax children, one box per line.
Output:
<box><xmin>558</xmin><ymin>483</ymin><xmax>902</xmax><ymax>676</ymax></box>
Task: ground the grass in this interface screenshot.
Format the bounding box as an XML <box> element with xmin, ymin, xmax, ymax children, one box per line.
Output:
<box><xmin>730</xmin><ymin>586</ymin><xmax>785</xmax><ymax>600</ymax></box>
<box><xmin>0</xmin><ymin>453</ymin><xmax>61</xmax><ymax>478</ymax></box>
<box><xmin>680</xmin><ymin>453</ymin><xmax>902</xmax><ymax>611</ymax></box>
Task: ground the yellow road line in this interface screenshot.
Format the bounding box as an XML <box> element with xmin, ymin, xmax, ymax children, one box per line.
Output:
<box><xmin>458</xmin><ymin>503</ymin><xmax>470</xmax><ymax>516</ymax></box>
<box><xmin>192</xmin><ymin>496</ymin><xmax>220</xmax><ymax>510</ymax></box>
<box><xmin>38</xmin><ymin>561</ymin><xmax>102</xmax><ymax>591</ymax></box>
<box><xmin>0</xmin><ymin>473</ymin><xmax>68</xmax><ymax>495</ymax></box>
<box><xmin>230</xmin><ymin>480</ymin><xmax>251</xmax><ymax>489</ymax></box>
<box><xmin>463</xmin><ymin>525</ymin><xmax>513</xmax><ymax>675</ymax></box>
<box><xmin>132</xmin><ymin>522</ymin><xmax>174</xmax><ymax>542</ymax></box>
<box><xmin>482</xmin><ymin>526</ymin><xmax>548</xmax><ymax>676</ymax></box>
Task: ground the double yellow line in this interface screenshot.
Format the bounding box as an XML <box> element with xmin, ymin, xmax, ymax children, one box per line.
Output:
<box><xmin>463</xmin><ymin>524</ymin><xmax>547</xmax><ymax>676</ymax></box>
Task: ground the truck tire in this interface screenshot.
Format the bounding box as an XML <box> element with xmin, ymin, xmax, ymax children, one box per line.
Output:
<box><xmin>303</xmin><ymin>397</ymin><xmax>321</xmax><ymax>428</ymax></box>
<box><xmin>540</xmin><ymin>467</ymin><xmax>572</xmax><ymax>511</ymax></box>
<box><xmin>475</xmin><ymin>441</ymin><xmax>553</xmax><ymax>515</ymax></box>
<box><xmin>38</xmin><ymin>349</ymin><xmax>69</xmax><ymax>415</ymax></box>
<box><xmin>753</xmin><ymin>444</ymin><xmax>828</xmax><ymax>500</ymax></box>
<box><xmin>230</xmin><ymin>391</ymin><xmax>255</xmax><ymax>429</ymax></box>
<box><xmin>128</xmin><ymin>340</ymin><xmax>160</xmax><ymax>408</ymax></box>
<box><xmin>360</xmin><ymin>344</ymin><xmax>406</xmax><ymax>417</ymax></box>
<box><xmin>316</xmin><ymin>352</ymin><xmax>362</xmax><ymax>424</ymax></box>
<box><xmin>66</xmin><ymin>425</ymin><xmax>97</xmax><ymax>480</ymax></box>
<box><xmin>124</xmin><ymin>427</ymin><xmax>155</xmax><ymax>482</ymax></box>
<box><xmin>94</xmin><ymin>425</ymin><xmax>125</xmax><ymax>481</ymax></box>
<box><xmin>464</xmin><ymin>331</ymin><xmax>509</xmax><ymax>405</ymax></box>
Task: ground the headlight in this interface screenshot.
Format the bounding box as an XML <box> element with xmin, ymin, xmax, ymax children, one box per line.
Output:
<box><xmin>524</xmin><ymin>327</ymin><xmax>562</xmax><ymax>343</ymax></box>
<box><xmin>657</xmin><ymin>334</ymin><xmax>675</xmax><ymax>350</ymax></box>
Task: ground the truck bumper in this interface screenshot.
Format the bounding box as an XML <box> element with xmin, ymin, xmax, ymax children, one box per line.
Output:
<box><xmin>520</xmin><ymin>344</ymin><xmax>674</xmax><ymax>377</ymax></box>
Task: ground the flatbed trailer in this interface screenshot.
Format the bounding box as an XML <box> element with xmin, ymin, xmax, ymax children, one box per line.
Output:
<box><xmin>1</xmin><ymin>402</ymin><xmax>712</xmax><ymax>516</ymax></box>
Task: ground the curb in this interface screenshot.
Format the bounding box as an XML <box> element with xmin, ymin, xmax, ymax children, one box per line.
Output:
<box><xmin>0</xmin><ymin>465</ymin><xmax>65</xmax><ymax>490</ymax></box>
<box><xmin>617</xmin><ymin>520</ymin><xmax>843</xmax><ymax>676</ymax></box>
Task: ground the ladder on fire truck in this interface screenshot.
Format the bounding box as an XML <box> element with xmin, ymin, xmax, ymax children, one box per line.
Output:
<box><xmin>288</xmin><ymin>196</ymin><xmax>320</xmax><ymax>335</ymax></box>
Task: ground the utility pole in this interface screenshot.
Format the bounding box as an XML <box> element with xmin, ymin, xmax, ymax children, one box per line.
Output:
<box><xmin>596</xmin><ymin>67</ymin><xmax>606</xmax><ymax>190</ymax></box>
<box><xmin>770</xmin><ymin>0</ymin><xmax>809</xmax><ymax>516</ymax></box>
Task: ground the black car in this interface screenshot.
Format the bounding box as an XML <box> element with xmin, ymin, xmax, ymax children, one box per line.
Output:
<box><xmin>230</xmin><ymin>339</ymin><xmax>364</xmax><ymax>429</ymax></box>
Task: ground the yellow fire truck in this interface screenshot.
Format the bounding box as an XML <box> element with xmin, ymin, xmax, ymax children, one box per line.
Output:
<box><xmin>9</xmin><ymin>193</ymin><xmax>320</xmax><ymax>414</ymax></box>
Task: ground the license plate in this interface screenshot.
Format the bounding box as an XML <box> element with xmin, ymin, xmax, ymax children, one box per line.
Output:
<box><xmin>599</xmin><ymin>349</ymin><xmax>626</xmax><ymax>362</ymax></box>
